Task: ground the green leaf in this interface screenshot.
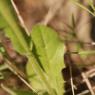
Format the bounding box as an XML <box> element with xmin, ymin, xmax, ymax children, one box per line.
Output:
<box><xmin>0</xmin><ymin>0</ymin><xmax>29</xmax><ymax>54</ymax></box>
<box><xmin>27</xmin><ymin>54</ymin><xmax>55</xmax><ymax>95</ymax></box>
<box><xmin>0</xmin><ymin>15</ymin><xmax>7</xmax><ymax>28</ymax></box>
<box><xmin>27</xmin><ymin>25</ymin><xmax>65</xmax><ymax>95</ymax></box>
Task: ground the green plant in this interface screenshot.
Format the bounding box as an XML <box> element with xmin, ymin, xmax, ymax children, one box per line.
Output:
<box><xmin>0</xmin><ymin>0</ymin><xmax>95</xmax><ymax>95</ymax></box>
<box><xmin>0</xmin><ymin>0</ymin><xmax>65</xmax><ymax>95</ymax></box>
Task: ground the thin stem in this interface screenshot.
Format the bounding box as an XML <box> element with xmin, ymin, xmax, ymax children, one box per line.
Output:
<box><xmin>69</xmin><ymin>65</ymin><xmax>75</xmax><ymax>95</ymax></box>
<box><xmin>89</xmin><ymin>0</ymin><xmax>95</xmax><ymax>12</ymax></box>
<box><xmin>79</xmin><ymin>51</ymin><xmax>95</xmax><ymax>55</ymax></box>
<box><xmin>11</xmin><ymin>0</ymin><xmax>29</xmax><ymax>35</ymax></box>
<box><xmin>82</xmin><ymin>72</ymin><xmax>95</xmax><ymax>95</ymax></box>
<box><xmin>71</xmin><ymin>0</ymin><xmax>95</xmax><ymax>17</ymax></box>
<box><xmin>67</xmin><ymin>50</ymin><xmax>95</xmax><ymax>55</ymax></box>
<box><xmin>4</xmin><ymin>59</ymin><xmax>37</xmax><ymax>94</ymax></box>
<box><xmin>42</xmin><ymin>0</ymin><xmax>64</xmax><ymax>25</ymax></box>
<box><xmin>64</xmin><ymin>40</ymin><xmax>95</xmax><ymax>45</ymax></box>
<box><xmin>1</xmin><ymin>84</ymin><xmax>16</xmax><ymax>95</ymax></box>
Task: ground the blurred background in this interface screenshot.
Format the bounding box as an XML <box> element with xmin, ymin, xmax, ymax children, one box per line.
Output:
<box><xmin>1</xmin><ymin>0</ymin><xmax>95</xmax><ymax>95</ymax></box>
